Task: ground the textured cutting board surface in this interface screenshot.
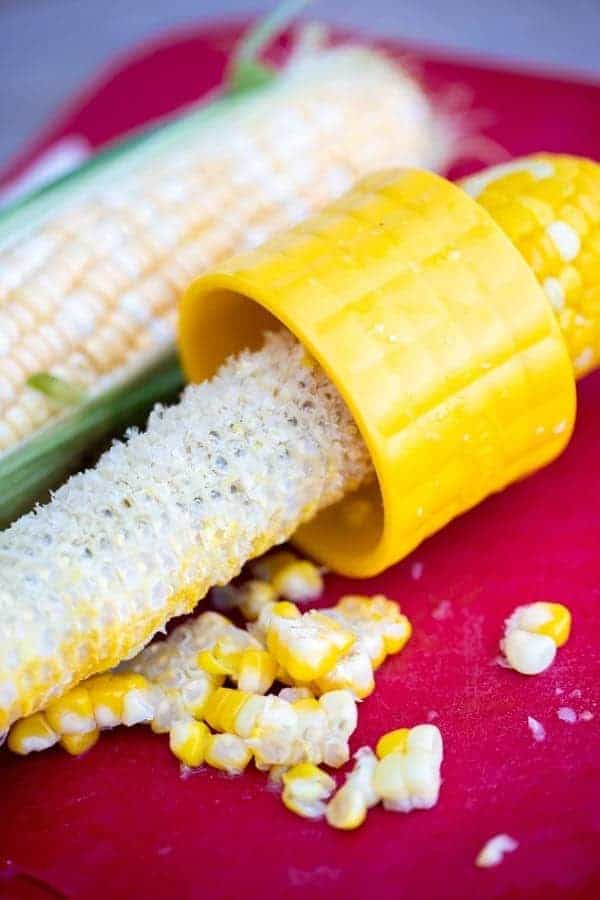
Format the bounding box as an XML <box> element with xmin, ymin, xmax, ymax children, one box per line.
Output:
<box><xmin>0</xmin><ymin>20</ymin><xmax>599</xmax><ymax>900</ymax></box>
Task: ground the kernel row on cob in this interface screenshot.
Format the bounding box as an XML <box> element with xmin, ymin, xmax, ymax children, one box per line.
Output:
<box><xmin>0</xmin><ymin>17</ymin><xmax>448</xmax><ymax>525</ymax></box>
<box><xmin>1</xmin><ymin>154</ymin><xmax>599</xmax><ymax>739</ymax></box>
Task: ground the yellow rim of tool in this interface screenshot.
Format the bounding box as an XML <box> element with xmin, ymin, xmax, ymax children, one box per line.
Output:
<box><xmin>179</xmin><ymin>168</ymin><xmax>575</xmax><ymax>577</ymax></box>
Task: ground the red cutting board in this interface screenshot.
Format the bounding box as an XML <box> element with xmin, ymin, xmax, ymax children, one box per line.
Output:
<box><xmin>1</xmin><ymin>20</ymin><xmax>599</xmax><ymax>900</ymax></box>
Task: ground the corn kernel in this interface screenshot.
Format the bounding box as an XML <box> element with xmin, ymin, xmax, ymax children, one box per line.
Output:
<box><xmin>60</xmin><ymin>729</ymin><xmax>100</xmax><ymax>756</ymax></box>
<box><xmin>267</xmin><ymin>608</ymin><xmax>355</xmax><ymax>683</ymax></box>
<box><xmin>237</xmin><ymin>648</ymin><xmax>277</xmax><ymax>695</ymax></box>
<box><xmin>278</xmin><ymin>687</ymin><xmax>313</xmax><ymax>703</ymax></box>
<box><xmin>204</xmin><ymin>687</ymin><xmax>252</xmax><ymax>734</ymax></box>
<box><xmin>292</xmin><ymin>698</ymin><xmax>328</xmax><ymax>764</ymax></box>
<box><xmin>282</xmin><ymin>763</ymin><xmax>335</xmax><ymax>819</ymax></box>
<box><xmin>376</xmin><ymin>728</ymin><xmax>410</xmax><ymax>759</ymax></box>
<box><xmin>271</xmin><ymin>560</ymin><xmax>323</xmax><ymax>603</ymax></box>
<box><xmin>238</xmin><ymin>579</ymin><xmax>277</xmax><ymax>620</ymax></box>
<box><xmin>87</xmin><ymin>674</ymin><xmax>125</xmax><ymax>728</ymax></box>
<box><xmin>315</xmin><ymin>642</ymin><xmax>375</xmax><ymax>699</ymax></box>
<box><xmin>7</xmin><ymin>712</ymin><xmax>58</xmax><ymax>755</ymax></box>
<box><xmin>169</xmin><ymin>719</ymin><xmax>210</xmax><ymax>767</ymax></box>
<box><xmin>326</xmin><ymin>747</ymin><xmax>378</xmax><ymax>830</ymax></box>
<box><xmin>45</xmin><ymin>685</ymin><xmax>96</xmax><ymax>736</ymax></box>
<box><xmin>319</xmin><ymin>689</ymin><xmax>358</xmax><ymax>768</ymax></box>
<box><xmin>120</xmin><ymin>676</ymin><xmax>156</xmax><ymax>726</ymax></box>
<box><xmin>501</xmin><ymin>602</ymin><xmax>572</xmax><ymax>675</ymax></box>
<box><xmin>373</xmin><ymin>724</ymin><xmax>443</xmax><ymax>813</ymax></box>
<box><xmin>530</xmin><ymin>602</ymin><xmax>571</xmax><ymax>647</ymax></box>
<box><xmin>475</xmin><ymin>834</ymin><xmax>519</xmax><ymax>868</ymax></box>
<box><xmin>197</xmin><ymin>649</ymin><xmax>239</xmax><ymax>677</ymax></box>
<box><xmin>205</xmin><ymin>733</ymin><xmax>251</xmax><ymax>774</ymax></box>
<box><xmin>252</xmin><ymin>550</ymin><xmax>298</xmax><ymax>581</ymax></box>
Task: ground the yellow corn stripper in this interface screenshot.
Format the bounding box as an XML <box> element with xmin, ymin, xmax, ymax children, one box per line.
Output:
<box><xmin>180</xmin><ymin>153</ymin><xmax>600</xmax><ymax>577</ymax></box>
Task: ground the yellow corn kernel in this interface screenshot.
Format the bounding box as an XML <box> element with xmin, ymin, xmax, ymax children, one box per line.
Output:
<box><xmin>205</xmin><ymin>733</ymin><xmax>251</xmax><ymax>775</ymax></box>
<box><xmin>237</xmin><ymin>648</ymin><xmax>277</xmax><ymax>695</ymax></box>
<box><xmin>197</xmin><ymin>649</ymin><xmax>239</xmax><ymax>677</ymax></box>
<box><xmin>87</xmin><ymin>674</ymin><xmax>124</xmax><ymax>728</ymax></box>
<box><xmin>252</xmin><ymin>550</ymin><xmax>298</xmax><ymax>582</ymax></box>
<box><xmin>60</xmin><ymin>729</ymin><xmax>100</xmax><ymax>756</ymax></box>
<box><xmin>272</xmin><ymin>601</ymin><xmax>302</xmax><ymax>619</ymax></box>
<box><xmin>281</xmin><ymin>763</ymin><xmax>335</xmax><ymax>819</ymax></box>
<box><xmin>203</xmin><ymin>687</ymin><xmax>252</xmax><ymax>734</ymax></box>
<box><xmin>373</xmin><ymin>724</ymin><xmax>444</xmax><ymax>812</ymax></box>
<box><xmin>238</xmin><ymin>579</ymin><xmax>278</xmax><ymax>620</ymax></box>
<box><xmin>376</xmin><ymin>728</ymin><xmax>410</xmax><ymax>759</ymax></box>
<box><xmin>466</xmin><ymin>154</ymin><xmax>600</xmax><ymax>378</ymax></box>
<box><xmin>532</xmin><ymin>603</ymin><xmax>572</xmax><ymax>647</ymax></box>
<box><xmin>267</xmin><ymin>609</ymin><xmax>355</xmax><ymax>683</ymax></box>
<box><xmin>169</xmin><ymin>719</ymin><xmax>210</xmax><ymax>768</ymax></box>
<box><xmin>45</xmin><ymin>685</ymin><xmax>96</xmax><ymax>736</ymax></box>
<box><xmin>334</xmin><ymin>595</ymin><xmax>412</xmax><ymax>665</ymax></box>
<box><xmin>326</xmin><ymin>747</ymin><xmax>379</xmax><ymax>830</ymax></box>
<box><xmin>119</xmin><ymin>674</ymin><xmax>156</xmax><ymax>726</ymax></box>
<box><xmin>271</xmin><ymin>560</ymin><xmax>323</xmax><ymax>603</ymax></box>
<box><xmin>315</xmin><ymin>642</ymin><xmax>375</xmax><ymax>699</ymax></box>
<box><xmin>501</xmin><ymin>601</ymin><xmax>572</xmax><ymax>675</ymax></box>
<box><xmin>7</xmin><ymin>712</ymin><xmax>58</xmax><ymax>755</ymax></box>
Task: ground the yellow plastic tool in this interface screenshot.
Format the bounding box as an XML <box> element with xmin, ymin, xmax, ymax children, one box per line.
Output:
<box><xmin>179</xmin><ymin>156</ymin><xmax>599</xmax><ymax>577</ymax></box>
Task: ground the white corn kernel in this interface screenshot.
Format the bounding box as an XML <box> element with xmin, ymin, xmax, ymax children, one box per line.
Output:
<box><xmin>326</xmin><ymin>746</ymin><xmax>378</xmax><ymax>830</ymax></box>
<box><xmin>475</xmin><ymin>834</ymin><xmax>519</xmax><ymax>868</ymax></box>
<box><xmin>282</xmin><ymin>763</ymin><xmax>336</xmax><ymax>819</ymax></box>
<box><xmin>205</xmin><ymin>733</ymin><xmax>251</xmax><ymax>775</ymax></box>
<box><xmin>501</xmin><ymin>602</ymin><xmax>571</xmax><ymax>674</ymax></box>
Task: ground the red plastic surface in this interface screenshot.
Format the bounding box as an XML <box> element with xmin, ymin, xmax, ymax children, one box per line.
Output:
<box><xmin>1</xmin><ymin>20</ymin><xmax>599</xmax><ymax>900</ymax></box>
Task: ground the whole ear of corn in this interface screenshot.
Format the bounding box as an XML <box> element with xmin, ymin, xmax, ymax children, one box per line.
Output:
<box><xmin>0</xmin><ymin>38</ymin><xmax>447</xmax><ymax>525</ymax></box>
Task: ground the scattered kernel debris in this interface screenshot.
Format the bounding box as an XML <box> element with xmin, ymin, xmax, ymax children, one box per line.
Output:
<box><xmin>431</xmin><ymin>599</ymin><xmax>452</xmax><ymax>620</ymax></box>
<box><xmin>476</xmin><ymin>834</ymin><xmax>519</xmax><ymax>868</ymax></box>
<box><xmin>527</xmin><ymin>716</ymin><xmax>546</xmax><ymax>742</ymax></box>
<box><xmin>557</xmin><ymin>706</ymin><xmax>577</xmax><ymax>724</ymax></box>
<box><xmin>580</xmin><ymin>711</ymin><xmax>594</xmax><ymax>722</ymax></box>
<box><xmin>410</xmin><ymin>561</ymin><xmax>424</xmax><ymax>581</ymax></box>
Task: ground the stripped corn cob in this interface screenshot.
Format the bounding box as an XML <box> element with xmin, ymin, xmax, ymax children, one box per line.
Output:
<box><xmin>1</xmin><ymin>155</ymin><xmax>599</xmax><ymax>740</ymax></box>
<box><xmin>0</xmin><ymin>41</ymin><xmax>446</xmax><ymax>524</ymax></box>
<box><xmin>0</xmin><ymin>332</ymin><xmax>371</xmax><ymax>736</ymax></box>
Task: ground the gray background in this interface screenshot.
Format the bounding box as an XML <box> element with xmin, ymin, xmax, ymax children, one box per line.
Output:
<box><xmin>1</xmin><ymin>0</ymin><xmax>599</xmax><ymax>171</ymax></box>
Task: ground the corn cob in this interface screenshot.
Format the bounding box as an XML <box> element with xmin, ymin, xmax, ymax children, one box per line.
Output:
<box><xmin>0</xmin><ymin>40</ymin><xmax>446</xmax><ymax>524</ymax></box>
<box><xmin>1</xmin><ymin>154</ymin><xmax>598</xmax><ymax>739</ymax></box>
<box><xmin>0</xmin><ymin>332</ymin><xmax>371</xmax><ymax>735</ymax></box>
<box><xmin>461</xmin><ymin>154</ymin><xmax>600</xmax><ymax>377</ymax></box>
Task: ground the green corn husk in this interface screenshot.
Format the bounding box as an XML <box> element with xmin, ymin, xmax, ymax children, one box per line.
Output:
<box><xmin>0</xmin><ymin>3</ymin><xmax>307</xmax><ymax>526</ymax></box>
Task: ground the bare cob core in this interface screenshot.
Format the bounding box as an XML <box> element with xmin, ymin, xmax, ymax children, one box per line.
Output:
<box><xmin>0</xmin><ymin>332</ymin><xmax>372</xmax><ymax>734</ymax></box>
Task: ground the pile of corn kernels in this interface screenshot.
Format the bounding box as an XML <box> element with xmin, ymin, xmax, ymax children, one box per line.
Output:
<box><xmin>7</xmin><ymin>549</ymin><xmax>572</xmax><ymax>832</ymax></box>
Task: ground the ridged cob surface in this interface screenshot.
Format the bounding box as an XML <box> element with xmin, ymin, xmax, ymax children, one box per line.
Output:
<box><xmin>0</xmin><ymin>154</ymin><xmax>598</xmax><ymax>738</ymax></box>
<box><xmin>0</xmin><ymin>333</ymin><xmax>371</xmax><ymax>734</ymax></box>
<box><xmin>0</xmin><ymin>41</ymin><xmax>445</xmax><ymax>521</ymax></box>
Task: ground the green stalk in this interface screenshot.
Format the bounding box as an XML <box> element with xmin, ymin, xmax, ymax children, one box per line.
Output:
<box><xmin>0</xmin><ymin>352</ymin><xmax>183</xmax><ymax>526</ymax></box>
